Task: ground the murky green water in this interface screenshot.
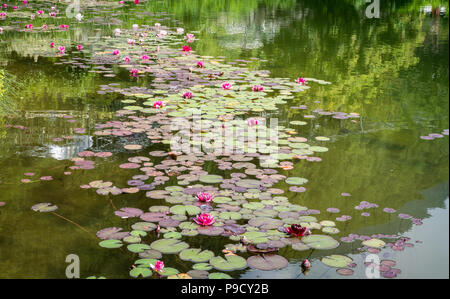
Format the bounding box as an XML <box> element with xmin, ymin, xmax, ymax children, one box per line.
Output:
<box><xmin>0</xmin><ymin>0</ymin><xmax>448</xmax><ymax>279</ymax></box>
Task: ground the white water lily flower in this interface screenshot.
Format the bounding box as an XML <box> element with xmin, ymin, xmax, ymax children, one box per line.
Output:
<box><xmin>132</xmin><ymin>24</ymin><xmax>139</xmax><ymax>31</ymax></box>
<box><xmin>75</xmin><ymin>13</ymin><xmax>83</xmax><ymax>22</ymax></box>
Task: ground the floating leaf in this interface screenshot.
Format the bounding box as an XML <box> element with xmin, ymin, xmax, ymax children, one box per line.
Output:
<box><xmin>127</xmin><ymin>244</ymin><xmax>151</xmax><ymax>253</ymax></box>
<box><xmin>99</xmin><ymin>239</ymin><xmax>123</xmax><ymax>249</ymax></box>
<box><xmin>130</xmin><ymin>267</ymin><xmax>152</xmax><ymax>278</ymax></box>
<box><xmin>150</xmin><ymin>239</ymin><xmax>189</xmax><ymax>254</ymax></box>
<box><xmin>247</xmin><ymin>254</ymin><xmax>288</xmax><ymax>271</ymax></box>
<box><xmin>362</xmin><ymin>238</ymin><xmax>386</xmax><ymax>248</ymax></box>
<box><xmin>179</xmin><ymin>248</ymin><xmax>215</xmax><ymax>263</ymax></box>
<box><xmin>321</xmin><ymin>255</ymin><xmax>353</xmax><ymax>268</ymax></box>
<box><xmin>302</xmin><ymin>235</ymin><xmax>340</xmax><ymax>250</ymax></box>
<box><xmin>209</xmin><ymin>255</ymin><xmax>247</xmax><ymax>271</ymax></box>
<box><xmin>31</xmin><ymin>203</ymin><xmax>58</xmax><ymax>213</ymax></box>
<box><xmin>208</xmin><ymin>272</ymin><xmax>232</xmax><ymax>279</ymax></box>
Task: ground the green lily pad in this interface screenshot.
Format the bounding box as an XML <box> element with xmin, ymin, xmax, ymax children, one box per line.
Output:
<box><xmin>127</xmin><ymin>244</ymin><xmax>151</xmax><ymax>253</ymax></box>
<box><xmin>208</xmin><ymin>272</ymin><xmax>232</xmax><ymax>279</ymax></box>
<box><xmin>193</xmin><ymin>263</ymin><xmax>213</xmax><ymax>271</ymax></box>
<box><xmin>199</xmin><ymin>175</ymin><xmax>223</xmax><ymax>184</ymax></box>
<box><xmin>99</xmin><ymin>239</ymin><xmax>123</xmax><ymax>249</ymax></box>
<box><xmin>179</xmin><ymin>248</ymin><xmax>215</xmax><ymax>263</ymax></box>
<box><xmin>170</xmin><ymin>205</ymin><xmax>201</xmax><ymax>216</ymax></box>
<box><xmin>130</xmin><ymin>267</ymin><xmax>152</xmax><ymax>278</ymax></box>
<box><xmin>285</xmin><ymin>177</ymin><xmax>309</xmax><ymax>185</ymax></box>
<box><xmin>159</xmin><ymin>267</ymin><xmax>180</xmax><ymax>277</ymax></box>
<box><xmin>209</xmin><ymin>255</ymin><xmax>247</xmax><ymax>272</ymax></box>
<box><xmin>150</xmin><ymin>239</ymin><xmax>189</xmax><ymax>254</ymax></box>
<box><xmin>362</xmin><ymin>238</ymin><xmax>386</xmax><ymax>248</ymax></box>
<box><xmin>302</xmin><ymin>235</ymin><xmax>340</xmax><ymax>250</ymax></box>
<box><xmin>321</xmin><ymin>255</ymin><xmax>353</xmax><ymax>268</ymax></box>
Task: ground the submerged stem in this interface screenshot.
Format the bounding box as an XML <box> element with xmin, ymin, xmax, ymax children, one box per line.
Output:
<box><xmin>51</xmin><ymin>212</ymin><xmax>96</xmax><ymax>239</ymax></box>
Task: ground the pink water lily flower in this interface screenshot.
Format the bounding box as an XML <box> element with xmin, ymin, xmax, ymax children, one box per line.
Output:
<box><xmin>185</xmin><ymin>33</ymin><xmax>195</xmax><ymax>42</ymax></box>
<box><xmin>13</xmin><ymin>6</ymin><xmax>17</xmax><ymax>10</ymax></box>
<box><xmin>150</xmin><ymin>260</ymin><xmax>164</xmax><ymax>272</ymax></box>
<box><xmin>123</xmin><ymin>56</ymin><xmax>131</xmax><ymax>62</ymax></box>
<box><xmin>77</xmin><ymin>44</ymin><xmax>83</xmax><ymax>51</ymax></box>
<box><xmin>152</xmin><ymin>101</ymin><xmax>164</xmax><ymax>109</ymax></box>
<box><xmin>113</xmin><ymin>49</ymin><xmax>120</xmax><ymax>55</ymax></box>
<box><xmin>182</xmin><ymin>91</ymin><xmax>193</xmax><ymax>99</ymax></box>
<box><xmin>222</xmin><ymin>82</ymin><xmax>232</xmax><ymax>90</ymax></box>
<box><xmin>196</xmin><ymin>61</ymin><xmax>204</xmax><ymax>68</ymax></box>
<box><xmin>2</xmin><ymin>4</ymin><xmax>6</xmax><ymax>8</ymax></box>
<box><xmin>50</xmin><ymin>42</ymin><xmax>55</xmax><ymax>48</ymax></box>
<box><xmin>196</xmin><ymin>192</ymin><xmax>214</xmax><ymax>202</ymax></box>
<box><xmin>127</xmin><ymin>39</ymin><xmax>135</xmax><ymax>45</ymax></box>
<box><xmin>301</xmin><ymin>259</ymin><xmax>311</xmax><ymax>269</ymax></box>
<box><xmin>130</xmin><ymin>69</ymin><xmax>139</xmax><ymax>77</ymax></box>
<box><xmin>119</xmin><ymin>1</ymin><xmax>124</xmax><ymax>4</ymax></box>
<box><xmin>0</xmin><ymin>12</ymin><xmax>5</xmax><ymax>19</ymax></box>
<box><xmin>59</xmin><ymin>24</ymin><xmax>69</xmax><ymax>30</ymax></box>
<box><xmin>25</xmin><ymin>24</ymin><xmax>33</xmax><ymax>30</ymax></box>
<box><xmin>252</xmin><ymin>85</ymin><xmax>264</xmax><ymax>92</ymax></box>
<box><xmin>58</xmin><ymin>46</ymin><xmax>65</xmax><ymax>54</ymax></box>
<box><xmin>134</xmin><ymin>0</ymin><xmax>140</xmax><ymax>4</ymax></box>
<box><xmin>22</xmin><ymin>0</ymin><xmax>28</xmax><ymax>4</ymax></box>
<box><xmin>36</xmin><ymin>10</ymin><xmax>44</xmax><ymax>15</ymax></box>
<box><xmin>0</xmin><ymin>27</ymin><xmax>3</xmax><ymax>34</ymax></box>
<box><xmin>194</xmin><ymin>213</ymin><xmax>216</xmax><ymax>226</ymax></box>
<box><xmin>247</xmin><ymin>118</ymin><xmax>259</xmax><ymax>127</ymax></box>
<box><xmin>141</xmin><ymin>55</ymin><xmax>149</xmax><ymax>60</ymax></box>
<box><xmin>42</xmin><ymin>24</ymin><xmax>47</xmax><ymax>30</ymax></box>
<box><xmin>296</xmin><ymin>77</ymin><xmax>307</xmax><ymax>85</ymax></box>
<box><xmin>49</xmin><ymin>12</ymin><xmax>56</xmax><ymax>17</ymax></box>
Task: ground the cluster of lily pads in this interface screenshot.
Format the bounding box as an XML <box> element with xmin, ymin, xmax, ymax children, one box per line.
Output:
<box><xmin>7</xmin><ymin>1</ymin><xmax>427</xmax><ymax>279</ymax></box>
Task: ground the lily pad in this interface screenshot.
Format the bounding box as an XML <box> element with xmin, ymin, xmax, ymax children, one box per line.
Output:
<box><xmin>209</xmin><ymin>255</ymin><xmax>247</xmax><ymax>271</ymax></box>
<box><xmin>321</xmin><ymin>255</ymin><xmax>353</xmax><ymax>268</ymax></box>
<box><xmin>130</xmin><ymin>267</ymin><xmax>152</xmax><ymax>278</ymax></box>
<box><xmin>179</xmin><ymin>248</ymin><xmax>215</xmax><ymax>263</ymax></box>
<box><xmin>31</xmin><ymin>203</ymin><xmax>58</xmax><ymax>212</ymax></box>
<box><xmin>208</xmin><ymin>272</ymin><xmax>232</xmax><ymax>279</ymax></box>
<box><xmin>362</xmin><ymin>238</ymin><xmax>386</xmax><ymax>248</ymax></box>
<box><xmin>150</xmin><ymin>239</ymin><xmax>189</xmax><ymax>254</ymax></box>
<box><xmin>170</xmin><ymin>205</ymin><xmax>201</xmax><ymax>216</ymax></box>
<box><xmin>247</xmin><ymin>254</ymin><xmax>288</xmax><ymax>271</ymax></box>
<box><xmin>99</xmin><ymin>239</ymin><xmax>123</xmax><ymax>249</ymax></box>
<box><xmin>302</xmin><ymin>235</ymin><xmax>340</xmax><ymax>250</ymax></box>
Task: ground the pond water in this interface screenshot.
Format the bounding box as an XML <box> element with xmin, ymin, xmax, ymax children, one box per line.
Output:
<box><xmin>0</xmin><ymin>0</ymin><xmax>448</xmax><ymax>279</ymax></box>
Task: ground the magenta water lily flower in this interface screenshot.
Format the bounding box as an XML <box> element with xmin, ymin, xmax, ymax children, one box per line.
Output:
<box><xmin>49</xmin><ymin>12</ymin><xmax>56</xmax><ymax>17</ymax></box>
<box><xmin>150</xmin><ymin>260</ymin><xmax>164</xmax><ymax>272</ymax></box>
<box><xmin>0</xmin><ymin>12</ymin><xmax>5</xmax><ymax>19</ymax></box>
<box><xmin>130</xmin><ymin>69</ymin><xmax>139</xmax><ymax>77</ymax></box>
<box><xmin>196</xmin><ymin>61</ymin><xmax>204</xmax><ymax>68</ymax></box>
<box><xmin>58</xmin><ymin>46</ymin><xmax>65</xmax><ymax>54</ymax></box>
<box><xmin>24</xmin><ymin>24</ymin><xmax>33</xmax><ymax>30</ymax></box>
<box><xmin>120</xmin><ymin>1</ymin><xmax>124</xmax><ymax>4</ymax></box>
<box><xmin>252</xmin><ymin>85</ymin><xmax>264</xmax><ymax>92</ymax></box>
<box><xmin>50</xmin><ymin>42</ymin><xmax>55</xmax><ymax>48</ymax></box>
<box><xmin>113</xmin><ymin>49</ymin><xmax>120</xmax><ymax>55</ymax></box>
<box><xmin>13</xmin><ymin>6</ymin><xmax>18</xmax><ymax>10</ymax></box>
<box><xmin>301</xmin><ymin>259</ymin><xmax>311</xmax><ymax>269</ymax></box>
<box><xmin>77</xmin><ymin>45</ymin><xmax>83</xmax><ymax>51</ymax></box>
<box><xmin>152</xmin><ymin>101</ymin><xmax>164</xmax><ymax>109</ymax></box>
<box><xmin>123</xmin><ymin>56</ymin><xmax>131</xmax><ymax>62</ymax></box>
<box><xmin>222</xmin><ymin>82</ymin><xmax>232</xmax><ymax>90</ymax></box>
<box><xmin>193</xmin><ymin>213</ymin><xmax>216</xmax><ymax>226</ymax></box>
<box><xmin>296</xmin><ymin>77</ymin><xmax>307</xmax><ymax>85</ymax></box>
<box><xmin>182</xmin><ymin>45</ymin><xmax>191</xmax><ymax>52</ymax></box>
<box><xmin>134</xmin><ymin>0</ymin><xmax>140</xmax><ymax>4</ymax></box>
<box><xmin>59</xmin><ymin>24</ymin><xmax>69</xmax><ymax>30</ymax></box>
<box><xmin>22</xmin><ymin>0</ymin><xmax>28</xmax><ymax>4</ymax></box>
<box><xmin>36</xmin><ymin>10</ymin><xmax>44</xmax><ymax>15</ymax></box>
<box><xmin>286</xmin><ymin>224</ymin><xmax>308</xmax><ymax>237</ymax></box>
<box><xmin>2</xmin><ymin>4</ymin><xmax>6</xmax><ymax>9</ymax></box>
<box><xmin>182</xmin><ymin>91</ymin><xmax>193</xmax><ymax>99</ymax></box>
<box><xmin>141</xmin><ymin>55</ymin><xmax>149</xmax><ymax>60</ymax></box>
<box><xmin>196</xmin><ymin>192</ymin><xmax>214</xmax><ymax>202</ymax></box>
